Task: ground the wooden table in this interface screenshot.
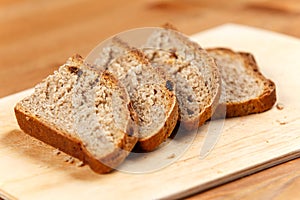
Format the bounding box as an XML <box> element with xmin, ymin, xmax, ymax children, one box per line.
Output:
<box><xmin>1</xmin><ymin>0</ymin><xmax>300</xmax><ymax>199</ymax></box>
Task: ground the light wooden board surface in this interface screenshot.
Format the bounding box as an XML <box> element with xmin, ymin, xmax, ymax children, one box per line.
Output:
<box><xmin>0</xmin><ymin>24</ymin><xmax>300</xmax><ymax>200</ymax></box>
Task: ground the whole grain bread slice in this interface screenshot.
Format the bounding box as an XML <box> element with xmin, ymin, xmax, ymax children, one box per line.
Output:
<box><xmin>143</xmin><ymin>28</ymin><xmax>221</xmax><ymax>130</ymax></box>
<box><xmin>14</xmin><ymin>54</ymin><xmax>138</xmax><ymax>174</ymax></box>
<box><xmin>206</xmin><ymin>48</ymin><xmax>276</xmax><ymax>117</ymax></box>
<box><xmin>93</xmin><ymin>39</ymin><xmax>179</xmax><ymax>151</ymax></box>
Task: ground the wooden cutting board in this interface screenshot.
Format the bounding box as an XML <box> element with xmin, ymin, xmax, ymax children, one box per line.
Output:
<box><xmin>1</xmin><ymin>24</ymin><xmax>300</xmax><ymax>200</ymax></box>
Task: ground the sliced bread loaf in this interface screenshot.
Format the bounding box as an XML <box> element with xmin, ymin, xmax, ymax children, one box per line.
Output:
<box><xmin>94</xmin><ymin>39</ymin><xmax>179</xmax><ymax>151</ymax></box>
<box><xmin>14</xmin><ymin>54</ymin><xmax>138</xmax><ymax>174</ymax></box>
<box><xmin>206</xmin><ymin>48</ymin><xmax>276</xmax><ymax>117</ymax></box>
<box><xmin>143</xmin><ymin>28</ymin><xmax>221</xmax><ymax>130</ymax></box>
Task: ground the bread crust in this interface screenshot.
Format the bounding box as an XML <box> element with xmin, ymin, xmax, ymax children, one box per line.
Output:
<box><xmin>144</xmin><ymin>28</ymin><xmax>221</xmax><ymax>130</ymax></box>
<box><xmin>103</xmin><ymin>42</ymin><xmax>179</xmax><ymax>151</ymax></box>
<box><xmin>135</xmin><ymin>60</ymin><xmax>179</xmax><ymax>151</ymax></box>
<box><xmin>207</xmin><ymin>48</ymin><xmax>277</xmax><ymax>118</ymax></box>
<box><xmin>164</xmin><ymin>29</ymin><xmax>222</xmax><ymax>127</ymax></box>
<box><xmin>15</xmin><ymin>102</ymin><xmax>138</xmax><ymax>174</ymax></box>
<box><xmin>137</xmin><ymin>93</ymin><xmax>179</xmax><ymax>151</ymax></box>
<box><xmin>14</xmin><ymin>57</ymin><xmax>139</xmax><ymax>174</ymax></box>
<box><xmin>184</xmin><ymin>55</ymin><xmax>221</xmax><ymax>130</ymax></box>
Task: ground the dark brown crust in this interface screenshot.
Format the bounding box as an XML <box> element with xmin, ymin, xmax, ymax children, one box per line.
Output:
<box><xmin>185</xmin><ymin>55</ymin><xmax>221</xmax><ymax>130</ymax></box>
<box><xmin>136</xmin><ymin>66</ymin><xmax>180</xmax><ymax>151</ymax></box>
<box><xmin>14</xmin><ymin>56</ymin><xmax>138</xmax><ymax>174</ymax></box>
<box><xmin>159</xmin><ymin>28</ymin><xmax>222</xmax><ymax>130</ymax></box>
<box><xmin>137</xmin><ymin>94</ymin><xmax>179</xmax><ymax>151</ymax></box>
<box><xmin>206</xmin><ymin>48</ymin><xmax>277</xmax><ymax>118</ymax></box>
<box><xmin>109</xmin><ymin>41</ymin><xmax>180</xmax><ymax>151</ymax></box>
<box><xmin>183</xmin><ymin>74</ymin><xmax>221</xmax><ymax>130</ymax></box>
<box><xmin>15</xmin><ymin>105</ymin><xmax>138</xmax><ymax>173</ymax></box>
<box><xmin>112</xmin><ymin>37</ymin><xmax>150</xmax><ymax>65</ymax></box>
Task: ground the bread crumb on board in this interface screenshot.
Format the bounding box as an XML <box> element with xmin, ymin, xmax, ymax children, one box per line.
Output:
<box><xmin>76</xmin><ymin>161</ymin><xmax>85</xmax><ymax>167</ymax></box>
<box><xmin>276</xmin><ymin>103</ymin><xmax>284</xmax><ymax>110</ymax></box>
<box><xmin>64</xmin><ymin>156</ymin><xmax>75</xmax><ymax>164</ymax></box>
<box><xmin>53</xmin><ymin>149</ymin><xmax>84</xmax><ymax>167</ymax></box>
<box><xmin>53</xmin><ymin>149</ymin><xmax>61</xmax><ymax>155</ymax></box>
<box><xmin>276</xmin><ymin>119</ymin><xmax>287</xmax><ymax>125</ymax></box>
<box><xmin>167</xmin><ymin>153</ymin><xmax>176</xmax><ymax>159</ymax></box>
<box><xmin>63</xmin><ymin>155</ymin><xmax>85</xmax><ymax>167</ymax></box>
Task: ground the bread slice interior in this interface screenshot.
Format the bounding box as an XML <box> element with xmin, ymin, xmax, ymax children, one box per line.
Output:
<box><xmin>15</xmin><ymin>54</ymin><xmax>138</xmax><ymax>173</ymax></box>
<box><xmin>143</xmin><ymin>28</ymin><xmax>221</xmax><ymax>129</ymax></box>
<box><xmin>207</xmin><ymin>48</ymin><xmax>276</xmax><ymax>117</ymax></box>
<box><xmin>93</xmin><ymin>39</ymin><xmax>178</xmax><ymax>151</ymax></box>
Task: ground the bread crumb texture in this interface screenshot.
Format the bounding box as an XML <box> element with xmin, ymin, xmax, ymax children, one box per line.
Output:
<box><xmin>208</xmin><ymin>50</ymin><xmax>265</xmax><ymax>104</ymax></box>
<box><xmin>98</xmin><ymin>44</ymin><xmax>177</xmax><ymax>141</ymax></box>
<box><xmin>18</xmin><ymin>55</ymin><xmax>133</xmax><ymax>162</ymax></box>
<box><xmin>142</xmin><ymin>28</ymin><xmax>220</xmax><ymax>128</ymax></box>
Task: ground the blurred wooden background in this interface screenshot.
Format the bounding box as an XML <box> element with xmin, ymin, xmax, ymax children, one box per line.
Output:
<box><xmin>1</xmin><ymin>0</ymin><xmax>300</xmax><ymax>199</ymax></box>
<box><xmin>1</xmin><ymin>0</ymin><xmax>300</xmax><ymax>97</ymax></box>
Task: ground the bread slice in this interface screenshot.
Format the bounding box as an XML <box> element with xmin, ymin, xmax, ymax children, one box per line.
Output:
<box><xmin>14</xmin><ymin>54</ymin><xmax>138</xmax><ymax>174</ymax></box>
<box><xmin>93</xmin><ymin>39</ymin><xmax>178</xmax><ymax>151</ymax></box>
<box><xmin>206</xmin><ymin>48</ymin><xmax>276</xmax><ymax>117</ymax></box>
<box><xmin>143</xmin><ymin>28</ymin><xmax>221</xmax><ymax>130</ymax></box>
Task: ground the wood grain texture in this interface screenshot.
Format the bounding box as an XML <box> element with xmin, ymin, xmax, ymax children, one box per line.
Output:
<box><xmin>1</xmin><ymin>24</ymin><xmax>300</xmax><ymax>199</ymax></box>
<box><xmin>1</xmin><ymin>0</ymin><xmax>300</xmax><ymax>199</ymax></box>
<box><xmin>249</xmin><ymin>0</ymin><xmax>300</xmax><ymax>14</ymax></box>
<box><xmin>188</xmin><ymin>158</ymin><xmax>300</xmax><ymax>200</ymax></box>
